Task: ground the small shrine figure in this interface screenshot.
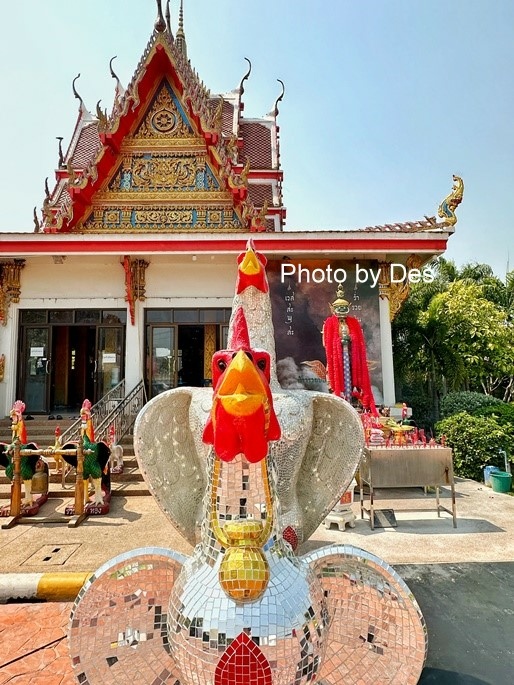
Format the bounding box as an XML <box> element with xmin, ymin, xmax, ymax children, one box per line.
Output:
<box><xmin>322</xmin><ymin>284</ymin><xmax>378</xmax><ymax>415</ymax></box>
<box><xmin>0</xmin><ymin>401</ymin><xmax>48</xmax><ymax>515</ymax></box>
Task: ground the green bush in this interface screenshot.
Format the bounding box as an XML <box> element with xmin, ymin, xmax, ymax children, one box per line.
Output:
<box><xmin>436</xmin><ymin>412</ymin><xmax>510</xmax><ymax>481</ymax></box>
<box><xmin>473</xmin><ymin>403</ymin><xmax>514</xmax><ymax>451</ymax></box>
<box><xmin>439</xmin><ymin>391</ymin><xmax>502</xmax><ymax>419</ymax></box>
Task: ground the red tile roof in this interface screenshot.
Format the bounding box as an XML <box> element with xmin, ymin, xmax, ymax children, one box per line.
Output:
<box><xmin>239</xmin><ymin>122</ymin><xmax>272</xmax><ymax>169</ymax></box>
<box><xmin>221</xmin><ymin>100</ymin><xmax>234</xmax><ymax>136</ymax></box>
<box><xmin>248</xmin><ymin>183</ymin><xmax>274</xmax><ymax>208</ymax></box>
<box><xmin>70</xmin><ymin>122</ymin><xmax>101</xmax><ymax>169</ymax></box>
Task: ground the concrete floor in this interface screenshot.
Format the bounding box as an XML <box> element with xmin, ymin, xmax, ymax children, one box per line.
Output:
<box><xmin>1</xmin><ymin>478</ymin><xmax>514</xmax><ymax>683</ymax></box>
<box><xmin>1</xmin><ymin>479</ymin><xmax>514</xmax><ymax>574</ymax></box>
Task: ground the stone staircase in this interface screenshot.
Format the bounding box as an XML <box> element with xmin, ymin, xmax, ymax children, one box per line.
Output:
<box><xmin>0</xmin><ymin>416</ymin><xmax>149</xmax><ymax>500</ymax></box>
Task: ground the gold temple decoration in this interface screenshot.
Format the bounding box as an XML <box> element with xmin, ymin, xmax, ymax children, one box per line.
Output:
<box><xmin>331</xmin><ymin>283</ymin><xmax>350</xmax><ymax>309</ymax></box>
<box><xmin>0</xmin><ymin>354</ymin><xmax>5</xmax><ymax>382</ymax></box>
<box><xmin>40</xmin><ymin>25</ymin><xmax>266</xmax><ymax>233</ymax></box>
<box><xmin>0</xmin><ymin>260</ymin><xmax>25</xmax><ymax>325</ymax></box>
<box><xmin>134</xmin><ymin>83</ymin><xmax>191</xmax><ymax>139</ymax></box>
<box><xmin>122</xmin><ymin>257</ymin><xmax>149</xmax><ymax>325</ymax></box>
<box><xmin>437</xmin><ymin>174</ymin><xmax>464</xmax><ymax>227</ymax></box>
<box><xmin>203</xmin><ymin>325</ymin><xmax>216</xmax><ymax>382</ymax></box>
<box><xmin>378</xmin><ymin>255</ymin><xmax>422</xmax><ymax>321</ymax></box>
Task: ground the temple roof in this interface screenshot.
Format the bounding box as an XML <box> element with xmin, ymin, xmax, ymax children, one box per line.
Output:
<box><xmin>38</xmin><ymin>2</ymin><xmax>285</xmax><ymax>235</ymax></box>
<box><xmin>34</xmin><ymin>2</ymin><xmax>459</xmax><ymax>241</ymax></box>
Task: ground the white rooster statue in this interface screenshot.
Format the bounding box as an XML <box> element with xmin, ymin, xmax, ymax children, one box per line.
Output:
<box><xmin>67</xmin><ymin>240</ymin><xmax>427</xmax><ymax>685</ymax></box>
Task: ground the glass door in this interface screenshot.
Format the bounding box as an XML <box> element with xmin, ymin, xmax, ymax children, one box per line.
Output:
<box><xmin>147</xmin><ymin>326</ymin><xmax>177</xmax><ymax>397</ymax></box>
<box><xmin>21</xmin><ymin>327</ymin><xmax>51</xmax><ymax>413</ymax></box>
<box><xmin>96</xmin><ymin>326</ymin><xmax>125</xmax><ymax>400</ymax></box>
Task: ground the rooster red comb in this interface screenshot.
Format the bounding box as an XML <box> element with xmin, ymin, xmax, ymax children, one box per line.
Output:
<box><xmin>236</xmin><ymin>239</ymin><xmax>268</xmax><ymax>294</ymax></box>
<box><xmin>227</xmin><ymin>307</ymin><xmax>250</xmax><ymax>350</ymax></box>
<box><xmin>81</xmin><ymin>399</ymin><xmax>92</xmax><ymax>415</ymax></box>
<box><xmin>11</xmin><ymin>400</ymin><xmax>25</xmax><ymax>417</ymax></box>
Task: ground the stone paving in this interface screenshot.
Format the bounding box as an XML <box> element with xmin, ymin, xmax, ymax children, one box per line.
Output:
<box><xmin>0</xmin><ymin>602</ymin><xmax>74</xmax><ymax>685</ymax></box>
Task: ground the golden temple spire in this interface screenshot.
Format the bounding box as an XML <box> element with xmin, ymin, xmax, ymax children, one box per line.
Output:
<box><xmin>175</xmin><ymin>0</ymin><xmax>188</xmax><ymax>57</ymax></box>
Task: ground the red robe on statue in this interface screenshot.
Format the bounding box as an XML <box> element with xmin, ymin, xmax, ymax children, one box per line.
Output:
<box><xmin>323</xmin><ymin>314</ymin><xmax>378</xmax><ymax>416</ymax></box>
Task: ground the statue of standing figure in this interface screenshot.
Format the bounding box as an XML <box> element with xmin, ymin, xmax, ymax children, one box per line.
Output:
<box><xmin>322</xmin><ymin>284</ymin><xmax>378</xmax><ymax>416</ymax></box>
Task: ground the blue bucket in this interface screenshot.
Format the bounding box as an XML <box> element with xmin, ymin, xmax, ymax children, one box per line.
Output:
<box><xmin>484</xmin><ymin>465</ymin><xmax>501</xmax><ymax>487</ymax></box>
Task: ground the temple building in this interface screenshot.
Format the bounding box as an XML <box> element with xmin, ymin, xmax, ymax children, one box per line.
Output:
<box><xmin>0</xmin><ymin>1</ymin><xmax>460</xmax><ymax>418</ymax></box>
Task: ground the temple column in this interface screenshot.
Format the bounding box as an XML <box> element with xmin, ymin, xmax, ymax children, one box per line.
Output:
<box><xmin>378</xmin><ymin>294</ymin><xmax>396</xmax><ymax>406</ymax></box>
<box><xmin>378</xmin><ymin>256</ymin><xmax>422</xmax><ymax>407</ymax></box>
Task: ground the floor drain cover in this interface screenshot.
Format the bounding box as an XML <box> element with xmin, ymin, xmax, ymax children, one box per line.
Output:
<box><xmin>22</xmin><ymin>543</ymin><xmax>81</xmax><ymax>566</ymax></box>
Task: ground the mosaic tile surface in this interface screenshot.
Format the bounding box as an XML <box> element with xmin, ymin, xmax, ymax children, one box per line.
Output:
<box><xmin>304</xmin><ymin>545</ymin><xmax>427</xmax><ymax>684</ymax></box>
<box><xmin>68</xmin><ymin>549</ymin><xmax>185</xmax><ymax>684</ymax></box>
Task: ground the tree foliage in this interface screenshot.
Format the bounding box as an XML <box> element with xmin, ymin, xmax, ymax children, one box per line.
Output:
<box><xmin>440</xmin><ymin>392</ymin><xmax>502</xmax><ymax>419</ymax></box>
<box><xmin>393</xmin><ymin>259</ymin><xmax>514</xmax><ymax>427</ymax></box>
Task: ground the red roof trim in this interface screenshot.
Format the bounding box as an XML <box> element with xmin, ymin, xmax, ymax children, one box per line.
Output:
<box><xmin>0</xmin><ymin>237</ymin><xmax>448</xmax><ymax>255</ymax></box>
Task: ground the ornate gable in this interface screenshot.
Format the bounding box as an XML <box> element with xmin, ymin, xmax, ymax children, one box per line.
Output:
<box><xmin>82</xmin><ymin>78</ymin><xmax>243</xmax><ymax>232</ymax></box>
<box><xmin>38</xmin><ymin>13</ymin><xmax>280</xmax><ymax>235</ymax></box>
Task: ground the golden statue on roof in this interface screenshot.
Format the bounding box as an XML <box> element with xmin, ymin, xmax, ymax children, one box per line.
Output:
<box><xmin>438</xmin><ymin>174</ymin><xmax>464</xmax><ymax>227</ymax></box>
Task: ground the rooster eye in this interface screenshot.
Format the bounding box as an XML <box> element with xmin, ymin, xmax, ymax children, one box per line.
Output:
<box><xmin>257</xmin><ymin>358</ymin><xmax>266</xmax><ymax>371</ymax></box>
<box><xmin>245</xmin><ymin>352</ymin><xmax>253</xmax><ymax>362</ymax></box>
<box><xmin>217</xmin><ymin>359</ymin><xmax>227</xmax><ymax>371</ymax></box>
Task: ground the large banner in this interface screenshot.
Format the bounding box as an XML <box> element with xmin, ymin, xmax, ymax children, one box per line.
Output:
<box><xmin>267</xmin><ymin>259</ymin><xmax>383</xmax><ymax>401</ymax></box>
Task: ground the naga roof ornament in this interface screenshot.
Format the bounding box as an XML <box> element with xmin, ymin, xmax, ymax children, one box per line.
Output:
<box><xmin>437</xmin><ymin>174</ymin><xmax>464</xmax><ymax>227</ymax></box>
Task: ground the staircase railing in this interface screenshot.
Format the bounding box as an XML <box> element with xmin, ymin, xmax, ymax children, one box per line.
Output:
<box><xmin>94</xmin><ymin>380</ymin><xmax>146</xmax><ymax>445</ymax></box>
<box><xmin>59</xmin><ymin>380</ymin><xmax>127</xmax><ymax>445</ymax></box>
<box><xmin>58</xmin><ymin>380</ymin><xmax>146</xmax><ymax>488</ymax></box>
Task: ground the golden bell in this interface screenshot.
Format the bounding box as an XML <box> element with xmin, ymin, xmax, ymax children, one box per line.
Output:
<box><xmin>31</xmin><ymin>460</ymin><xmax>49</xmax><ymax>494</ymax></box>
<box><xmin>219</xmin><ymin>546</ymin><xmax>270</xmax><ymax>602</ymax></box>
<box><xmin>218</xmin><ymin>519</ymin><xmax>270</xmax><ymax>601</ymax></box>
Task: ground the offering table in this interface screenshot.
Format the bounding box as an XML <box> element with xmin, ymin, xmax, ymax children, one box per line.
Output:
<box><xmin>359</xmin><ymin>446</ymin><xmax>457</xmax><ymax>529</ymax></box>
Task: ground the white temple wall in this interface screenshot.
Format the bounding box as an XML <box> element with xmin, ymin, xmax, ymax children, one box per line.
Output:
<box><xmin>0</xmin><ymin>255</ymin><xmax>237</xmax><ymax>415</ymax></box>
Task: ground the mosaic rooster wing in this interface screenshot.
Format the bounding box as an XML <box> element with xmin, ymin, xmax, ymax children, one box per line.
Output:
<box><xmin>271</xmin><ymin>392</ymin><xmax>364</xmax><ymax>543</ymax></box>
<box><xmin>134</xmin><ymin>387</ymin><xmax>211</xmax><ymax>545</ymax></box>
<box><xmin>69</xmin><ymin>548</ymin><xmax>186</xmax><ymax>684</ymax></box>
<box><xmin>302</xmin><ymin>545</ymin><xmax>427</xmax><ymax>684</ymax></box>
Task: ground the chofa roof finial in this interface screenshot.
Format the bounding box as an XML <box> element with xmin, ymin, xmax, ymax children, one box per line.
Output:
<box><xmin>239</xmin><ymin>57</ymin><xmax>252</xmax><ymax>97</ymax></box>
<box><xmin>154</xmin><ymin>0</ymin><xmax>166</xmax><ymax>32</ymax></box>
<box><xmin>271</xmin><ymin>79</ymin><xmax>285</xmax><ymax>118</ymax></box>
<box><xmin>109</xmin><ymin>56</ymin><xmax>125</xmax><ymax>93</ymax></box>
<box><xmin>72</xmin><ymin>73</ymin><xmax>86</xmax><ymax>113</ymax></box>
<box><xmin>56</xmin><ymin>136</ymin><xmax>65</xmax><ymax>168</ymax></box>
<box><xmin>165</xmin><ymin>0</ymin><xmax>172</xmax><ymax>35</ymax></box>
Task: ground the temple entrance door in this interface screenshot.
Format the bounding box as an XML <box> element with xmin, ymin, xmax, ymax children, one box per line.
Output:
<box><xmin>147</xmin><ymin>325</ymin><xmax>178</xmax><ymax>397</ymax></box>
<box><xmin>95</xmin><ymin>326</ymin><xmax>125</xmax><ymax>400</ymax></box>
<box><xmin>177</xmin><ymin>326</ymin><xmax>205</xmax><ymax>387</ymax></box>
<box><xmin>20</xmin><ymin>326</ymin><xmax>52</xmax><ymax>413</ymax></box>
<box><xmin>50</xmin><ymin>326</ymin><xmax>96</xmax><ymax>413</ymax></box>
<box><xmin>146</xmin><ymin>325</ymin><xmax>207</xmax><ymax>398</ymax></box>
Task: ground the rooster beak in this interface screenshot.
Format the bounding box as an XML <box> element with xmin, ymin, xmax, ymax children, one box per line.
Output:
<box><xmin>239</xmin><ymin>248</ymin><xmax>261</xmax><ymax>277</ymax></box>
<box><xmin>217</xmin><ymin>350</ymin><xmax>268</xmax><ymax>417</ymax></box>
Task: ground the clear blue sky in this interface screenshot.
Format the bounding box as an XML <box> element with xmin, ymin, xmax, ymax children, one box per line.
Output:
<box><xmin>1</xmin><ymin>0</ymin><xmax>513</xmax><ymax>277</ymax></box>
